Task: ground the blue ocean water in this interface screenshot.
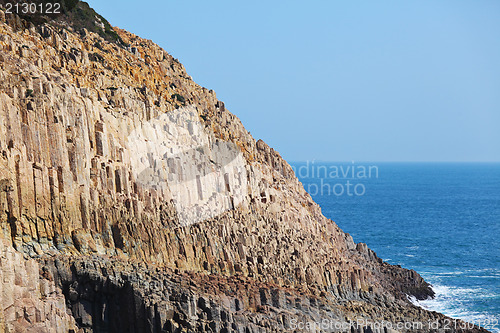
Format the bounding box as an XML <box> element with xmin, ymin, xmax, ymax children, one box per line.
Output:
<box><xmin>291</xmin><ymin>162</ymin><xmax>500</xmax><ymax>332</ymax></box>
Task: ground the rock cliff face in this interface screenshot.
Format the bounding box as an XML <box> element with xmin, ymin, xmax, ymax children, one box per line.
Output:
<box><xmin>0</xmin><ymin>6</ymin><xmax>489</xmax><ymax>333</ymax></box>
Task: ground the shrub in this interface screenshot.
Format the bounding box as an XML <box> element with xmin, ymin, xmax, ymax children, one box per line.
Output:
<box><xmin>171</xmin><ymin>93</ymin><xmax>186</xmax><ymax>105</ymax></box>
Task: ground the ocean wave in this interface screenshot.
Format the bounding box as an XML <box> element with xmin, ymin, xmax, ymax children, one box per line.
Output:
<box><xmin>465</xmin><ymin>275</ymin><xmax>500</xmax><ymax>279</ymax></box>
<box><xmin>421</xmin><ymin>268</ymin><xmax>500</xmax><ymax>281</ymax></box>
<box><xmin>410</xmin><ymin>284</ymin><xmax>500</xmax><ymax>333</ymax></box>
<box><xmin>428</xmin><ymin>271</ymin><xmax>465</xmax><ymax>276</ymax></box>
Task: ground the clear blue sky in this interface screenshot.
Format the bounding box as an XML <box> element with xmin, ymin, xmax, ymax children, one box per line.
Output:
<box><xmin>87</xmin><ymin>0</ymin><xmax>500</xmax><ymax>162</ymax></box>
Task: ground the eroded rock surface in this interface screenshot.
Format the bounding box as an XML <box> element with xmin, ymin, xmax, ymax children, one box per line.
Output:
<box><xmin>0</xmin><ymin>238</ymin><xmax>78</xmax><ymax>332</ymax></box>
<box><xmin>0</xmin><ymin>7</ymin><xmax>489</xmax><ymax>333</ymax></box>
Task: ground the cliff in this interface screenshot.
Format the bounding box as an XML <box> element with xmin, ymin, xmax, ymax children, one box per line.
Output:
<box><xmin>0</xmin><ymin>4</ymin><xmax>489</xmax><ymax>333</ymax></box>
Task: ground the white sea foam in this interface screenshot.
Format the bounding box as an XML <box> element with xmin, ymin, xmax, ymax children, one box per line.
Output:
<box><xmin>410</xmin><ymin>284</ymin><xmax>500</xmax><ymax>333</ymax></box>
<box><xmin>466</xmin><ymin>275</ymin><xmax>500</xmax><ymax>279</ymax></box>
<box><xmin>431</xmin><ymin>271</ymin><xmax>465</xmax><ymax>276</ymax></box>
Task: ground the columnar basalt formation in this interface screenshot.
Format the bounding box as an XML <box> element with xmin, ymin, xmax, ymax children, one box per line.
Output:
<box><xmin>0</xmin><ymin>6</ymin><xmax>490</xmax><ymax>333</ymax></box>
<box><xmin>0</xmin><ymin>238</ymin><xmax>78</xmax><ymax>332</ymax></box>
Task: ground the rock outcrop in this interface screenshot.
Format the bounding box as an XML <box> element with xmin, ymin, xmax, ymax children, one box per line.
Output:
<box><xmin>0</xmin><ymin>4</ymin><xmax>489</xmax><ymax>332</ymax></box>
<box><xmin>0</xmin><ymin>238</ymin><xmax>78</xmax><ymax>332</ymax></box>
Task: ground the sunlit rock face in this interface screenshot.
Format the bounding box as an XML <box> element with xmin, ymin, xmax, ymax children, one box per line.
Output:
<box><xmin>127</xmin><ymin>106</ymin><xmax>248</xmax><ymax>227</ymax></box>
<box><xmin>0</xmin><ymin>238</ymin><xmax>78</xmax><ymax>332</ymax></box>
<box><xmin>0</xmin><ymin>8</ymin><xmax>486</xmax><ymax>333</ymax></box>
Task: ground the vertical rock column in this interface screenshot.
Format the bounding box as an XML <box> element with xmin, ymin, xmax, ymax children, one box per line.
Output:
<box><xmin>0</xmin><ymin>237</ymin><xmax>79</xmax><ymax>332</ymax></box>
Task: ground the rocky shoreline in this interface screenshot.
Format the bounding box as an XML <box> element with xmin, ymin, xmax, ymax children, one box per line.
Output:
<box><xmin>0</xmin><ymin>4</ymin><xmax>490</xmax><ymax>332</ymax></box>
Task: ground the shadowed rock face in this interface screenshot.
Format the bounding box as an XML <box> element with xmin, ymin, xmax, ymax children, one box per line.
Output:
<box><xmin>0</xmin><ymin>6</ymin><xmax>489</xmax><ymax>333</ymax></box>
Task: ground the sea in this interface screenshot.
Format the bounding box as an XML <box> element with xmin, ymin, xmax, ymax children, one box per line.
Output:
<box><xmin>290</xmin><ymin>162</ymin><xmax>500</xmax><ymax>332</ymax></box>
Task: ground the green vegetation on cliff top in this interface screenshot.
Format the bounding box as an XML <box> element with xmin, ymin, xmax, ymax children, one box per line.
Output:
<box><xmin>1</xmin><ymin>0</ymin><xmax>124</xmax><ymax>45</ymax></box>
